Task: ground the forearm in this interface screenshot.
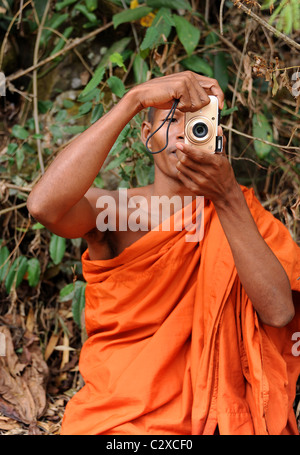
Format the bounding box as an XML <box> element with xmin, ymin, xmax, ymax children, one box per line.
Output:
<box><xmin>27</xmin><ymin>90</ymin><xmax>141</xmax><ymax>223</ymax></box>
<box><xmin>214</xmin><ymin>183</ymin><xmax>294</xmax><ymax>327</ymax></box>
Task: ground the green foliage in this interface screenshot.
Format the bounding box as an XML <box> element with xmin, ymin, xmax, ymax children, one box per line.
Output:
<box><xmin>59</xmin><ymin>280</ymin><xmax>87</xmax><ymax>328</ymax></box>
<box><xmin>49</xmin><ymin>235</ymin><xmax>67</xmax><ymax>265</ymax></box>
<box><xmin>173</xmin><ymin>15</ymin><xmax>200</xmax><ymax>55</ymax></box>
<box><xmin>261</xmin><ymin>0</ymin><xmax>300</xmax><ymax>35</ymax></box>
<box><xmin>252</xmin><ymin>114</ymin><xmax>274</xmax><ymax>159</ymax></box>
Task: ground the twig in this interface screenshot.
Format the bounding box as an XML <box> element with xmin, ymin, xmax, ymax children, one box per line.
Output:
<box><xmin>0</xmin><ymin>202</ymin><xmax>27</xmax><ymax>216</ymax></box>
<box><xmin>221</xmin><ymin>123</ymin><xmax>300</xmax><ymax>151</ymax></box>
<box><xmin>219</xmin><ymin>0</ymin><xmax>226</xmax><ymax>35</ymax></box>
<box><xmin>261</xmin><ymin>190</ymin><xmax>289</xmax><ymax>208</ymax></box>
<box><xmin>32</xmin><ymin>0</ymin><xmax>51</xmax><ymax>175</ymax></box>
<box><xmin>6</xmin><ymin>21</ymin><xmax>114</xmax><ymax>83</ymax></box>
<box><xmin>17</xmin><ymin>0</ymin><xmax>24</xmax><ymax>28</ymax></box>
<box><xmin>227</xmin><ymin>19</ymin><xmax>252</xmax><ymax>163</ymax></box>
<box><xmin>233</xmin><ymin>1</ymin><xmax>300</xmax><ymax>52</ymax></box>
<box><xmin>42</xmin><ymin>27</ymin><xmax>94</xmax><ymax>76</ymax></box>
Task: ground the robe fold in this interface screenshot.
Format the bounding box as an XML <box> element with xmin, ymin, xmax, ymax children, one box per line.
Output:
<box><xmin>60</xmin><ymin>187</ymin><xmax>300</xmax><ymax>435</ymax></box>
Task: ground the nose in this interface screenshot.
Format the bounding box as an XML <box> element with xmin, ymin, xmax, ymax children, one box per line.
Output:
<box><xmin>176</xmin><ymin>116</ymin><xmax>184</xmax><ymax>141</ymax></box>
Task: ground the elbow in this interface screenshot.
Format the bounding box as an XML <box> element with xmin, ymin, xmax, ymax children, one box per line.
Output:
<box><xmin>27</xmin><ymin>192</ymin><xmax>56</xmax><ymax>226</ymax></box>
<box><xmin>261</xmin><ymin>305</ymin><xmax>295</xmax><ymax>328</ymax></box>
<box><xmin>273</xmin><ymin>308</ymin><xmax>295</xmax><ymax>328</ymax></box>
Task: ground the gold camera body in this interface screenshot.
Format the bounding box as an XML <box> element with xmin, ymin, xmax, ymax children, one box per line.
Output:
<box><xmin>184</xmin><ymin>95</ymin><xmax>222</xmax><ymax>154</ymax></box>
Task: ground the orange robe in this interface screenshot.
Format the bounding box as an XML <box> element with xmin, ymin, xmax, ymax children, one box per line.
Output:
<box><xmin>60</xmin><ymin>187</ymin><xmax>300</xmax><ymax>435</ymax></box>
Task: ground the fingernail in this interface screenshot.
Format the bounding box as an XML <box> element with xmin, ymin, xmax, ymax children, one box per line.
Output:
<box><xmin>176</xmin><ymin>143</ymin><xmax>183</xmax><ymax>150</ymax></box>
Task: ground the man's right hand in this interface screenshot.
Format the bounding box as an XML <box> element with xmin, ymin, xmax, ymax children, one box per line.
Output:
<box><xmin>130</xmin><ymin>71</ymin><xmax>224</xmax><ymax>113</ymax></box>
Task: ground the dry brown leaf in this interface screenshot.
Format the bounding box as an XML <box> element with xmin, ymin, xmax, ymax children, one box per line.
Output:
<box><xmin>0</xmin><ymin>326</ymin><xmax>49</xmax><ymax>426</ymax></box>
<box><xmin>26</xmin><ymin>307</ymin><xmax>35</xmax><ymax>333</ymax></box>
<box><xmin>44</xmin><ymin>330</ymin><xmax>62</xmax><ymax>361</ymax></box>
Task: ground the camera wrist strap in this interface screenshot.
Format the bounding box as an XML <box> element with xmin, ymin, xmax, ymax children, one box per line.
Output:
<box><xmin>146</xmin><ymin>98</ymin><xmax>180</xmax><ymax>155</ymax></box>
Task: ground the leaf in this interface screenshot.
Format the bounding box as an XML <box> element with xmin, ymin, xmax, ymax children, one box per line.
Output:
<box><xmin>15</xmin><ymin>147</ymin><xmax>24</xmax><ymax>171</ymax></box>
<box><xmin>113</xmin><ymin>6</ymin><xmax>153</xmax><ymax>28</ymax></box>
<box><xmin>49</xmin><ymin>234</ymin><xmax>66</xmax><ymax>265</ymax></box>
<box><xmin>85</xmin><ymin>0</ymin><xmax>98</xmax><ymax>11</ymax></box>
<box><xmin>55</xmin><ymin>0</ymin><xmax>77</xmax><ymax>11</ymax></box>
<box><xmin>107</xmin><ymin>76</ymin><xmax>126</xmax><ymax>97</ymax></box>
<box><xmin>27</xmin><ymin>258</ymin><xmax>41</xmax><ymax>287</ymax></box>
<box><xmin>91</xmin><ymin>103</ymin><xmax>104</xmax><ymax>124</ymax></box>
<box><xmin>32</xmin><ymin>222</ymin><xmax>45</xmax><ymax>230</ymax></box>
<box><xmin>78</xmin><ymin>87</ymin><xmax>100</xmax><ymax>103</ymax></box>
<box><xmin>74</xmin><ymin>4</ymin><xmax>97</xmax><ymax>22</ymax></box>
<box><xmin>272</xmin><ymin>72</ymin><xmax>279</xmax><ymax>96</ymax></box>
<box><xmin>214</xmin><ymin>52</ymin><xmax>228</xmax><ymax>92</ymax></box>
<box><xmin>135</xmin><ymin>159</ymin><xmax>151</xmax><ymax>186</ymax></box>
<box><xmin>63</xmin><ymin>125</ymin><xmax>86</xmax><ymax>134</ymax></box>
<box><xmin>50</xmin><ymin>26</ymin><xmax>73</xmax><ymax>56</ymax></box>
<box><xmin>181</xmin><ymin>55</ymin><xmax>213</xmax><ymax>77</ymax></box>
<box><xmin>72</xmin><ymin>282</ymin><xmax>87</xmax><ymax>328</ymax></box>
<box><xmin>50</xmin><ymin>124</ymin><xmax>62</xmax><ymax>142</ymax></box>
<box><xmin>0</xmin><ymin>245</ymin><xmax>10</xmax><ymax>282</ymax></box>
<box><xmin>5</xmin><ymin>256</ymin><xmax>28</xmax><ymax>294</ymax></box>
<box><xmin>74</xmin><ymin>101</ymin><xmax>93</xmax><ymax>118</ymax></box>
<box><xmin>220</xmin><ymin>106</ymin><xmax>238</xmax><ymax>117</ymax></box>
<box><xmin>133</xmin><ymin>53</ymin><xmax>149</xmax><ymax>84</ymax></box>
<box><xmin>11</xmin><ymin>125</ymin><xmax>29</xmax><ymax>140</ymax></box>
<box><xmin>79</xmin><ymin>38</ymin><xmax>132</xmax><ymax>98</ymax></box>
<box><xmin>41</xmin><ymin>13</ymin><xmax>69</xmax><ymax>46</ymax></box>
<box><xmin>151</xmin><ymin>7</ymin><xmax>174</xmax><ymax>38</ymax></box>
<box><xmin>38</xmin><ymin>100</ymin><xmax>53</xmax><ymax>113</ymax></box>
<box><xmin>7</xmin><ymin>143</ymin><xmax>18</xmax><ymax>155</ymax></box>
<box><xmin>141</xmin><ymin>26</ymin><xmax>160</xmax><ymax>51</ymax></box>
<box><xmin>59</xmin><ymin>282</ymin><xmax>75</xmax><ymax>302</ymax></box>
<box><xmin>252</xmin><ymin>113</ymin><xmax>274</xmax><ymax>159</ymax></box>
<box><xmin>110</xmin><ymin>52</ymin><xmax>126</xmax><ymax>71</ymax></box>
<box><xmin>0</xmin><ymin>326</ymin><xmax>48</xmax><ymax>425</ymax></box>
<box><xmin>146</xmin><ymin>0</ymin><xmax>192</xmax><ymax>10</ymax></box>
<box><xmin>93</xmin><ymin>175</ymin><xmax>104</xmax><ymax>188</ymax></box>
<box><xmin>79</xmin><ymin>66</ymin><xmax>105</xmax><ymax>98</ymax></box>
<box><xmin>173</xmin><ymin>15</ymin><xmax>200</xmax><ymax>55</ymax></box>
<box><xmin>105</xmin><ymin>153</ymin><xmax>127</xmax><ymax>171</ymax></box>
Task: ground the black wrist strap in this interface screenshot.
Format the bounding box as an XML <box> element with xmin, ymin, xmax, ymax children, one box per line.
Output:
<box><xmin>146</xmin><ymin>99</ymin><xmax>180</xmax><ymax>155</ymax></box>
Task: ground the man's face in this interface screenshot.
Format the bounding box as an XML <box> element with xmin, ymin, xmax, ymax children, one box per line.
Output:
<box><xmin>141</xmin><ymin>108</ymin><xmax>185</xmax><ymax>179</ymax></box>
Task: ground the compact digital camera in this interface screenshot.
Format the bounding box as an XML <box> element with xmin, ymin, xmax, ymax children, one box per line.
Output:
<box><xmin>184</xmin><ymin>95</ymin><xmax>223</xmax><ymax>154</ymax></box>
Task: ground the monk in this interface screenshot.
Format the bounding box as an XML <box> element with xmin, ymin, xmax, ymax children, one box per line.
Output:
<box><xmin>26</xmin><ymin>71</ymin><xmax>300</xmax><ymax>435</ymax></box>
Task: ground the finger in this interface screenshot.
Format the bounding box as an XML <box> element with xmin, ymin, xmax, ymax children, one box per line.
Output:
<box><xmin>177</xmin><ymin>74</ymin><xmax>210</xmax><ymax>112</ymax></box>
<box><xmin>176</xmin><ymin>161</ymin><xmax>202</xmax><ymax>182</ymax></box>
<box><xmin>194</xmin><ymin>75</ymin><xmax>225</xmax><ymax>109</ymax></box>
<box><xmin>176</xmin><ymin>170</ymin><xmax>199</xmax><ymax>194</ymax></box>
<box><xmin>176</xmin><ymin>153</ymin><xmax>201</xmax><ymax>172</ymax></box>
<box><xmin>176</xmin><ymin>142</ymin><xmax>215</xmax><ymax>163</ymax></box>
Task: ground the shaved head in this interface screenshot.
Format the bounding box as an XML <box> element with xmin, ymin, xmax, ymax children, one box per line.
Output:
<box><xmin>148</xmin><ymin>107</ymin><xmax>156</xmax><ymax>124</ymax></box>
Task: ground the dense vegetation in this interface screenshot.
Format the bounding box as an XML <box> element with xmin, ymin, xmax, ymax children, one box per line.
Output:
<box><xmin>0</xmin><ymin>0</ymin><xmax>299</xmax><ymax>434</ymax></box>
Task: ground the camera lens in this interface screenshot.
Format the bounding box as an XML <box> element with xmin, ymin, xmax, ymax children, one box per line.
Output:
<box><xmin>192</xmin><ymin>122</ymin><xmax>208</xmax><ymax>138</ymax></box>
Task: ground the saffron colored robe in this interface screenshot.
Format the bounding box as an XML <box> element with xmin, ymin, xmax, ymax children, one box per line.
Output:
<box><xmin>61</xmin><ymin>187</ymin><xmax>300</xmax><ymax>435</ymax></box>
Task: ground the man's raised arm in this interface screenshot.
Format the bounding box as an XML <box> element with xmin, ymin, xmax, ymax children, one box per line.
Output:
<box><xmin>27</xmin><ymin>72</ymin><xmax>224</xmax><ymax>239</ymax></box>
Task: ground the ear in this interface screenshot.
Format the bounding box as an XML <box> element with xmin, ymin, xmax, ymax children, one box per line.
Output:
<box><xmin>141</xmin><ymin>121</ymin><xmax>153</xmax><ymax>148</ymax></box>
